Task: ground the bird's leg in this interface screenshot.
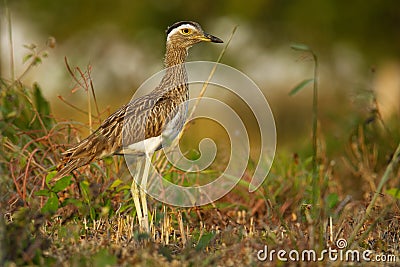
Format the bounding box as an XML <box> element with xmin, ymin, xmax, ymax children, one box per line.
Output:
<box><xmin>131</xmin><ymin>160</ymin><xmax>144</xmax><ymax>230</ymax></box>
<box><xmin>140</xmin><ymin>153</ymin><xmax>152</xmax><ymax>233</ymax></box>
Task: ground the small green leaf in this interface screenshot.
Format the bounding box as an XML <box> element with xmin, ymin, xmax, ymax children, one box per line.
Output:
<box><xmin>89</xmin><ymin>207</ymin><xmax>96</xmax><ymax>221</ymax></box>
<box><xmin>46</xmin><ymin>171</ymin><xmax>58</xmax><ymax>185</ymax></box>
<box><xmin>23</xmin><ymin>43</ymin><xmax>37</xmax><ymax>50</ymax></box>
<box><xmin>41</xmin><ymin>192</ymin><xmax>59</xmax><ymax>214</ymax></box>
<box><xmin>110</xmin><ymin>179</ymin><xmax>123</xmax><ymax>189</ymax></box>
<box><xmin>80</xmin><ymin>180</ymin><xmax>91</xmax><ymax>203</ymax></box>
<box><xmin>289</xmin><ymin>78</ymin><xmax>314</xmax><ymax>96</ymax></box>
<box><xmin>52</xmin><ymin>176</ymin><xmax>72</xmax><ymax>192</ymax></box>
<box><xmin>386</xmin><ymin>188</ymin><xmax>400</xmax><ymax>199</ymax></box>
<box><xmin>35</xmin><ymin>189</ymin><xmax>51</xmax><ymax>197</ymax></box>
<box><xmin>116</xmin><ymin>185</ymin><xmax>130</xmax><ymax>192</ymax></box>
<box><xmin>291</xmin><ymin>43</ymin><xmax>311</xmax><ymax>52</ymax></box>
<box><xmin>22</xmin><ymin>53</ymin><xmax>33</xmax><ymax>63</ymax></box>
<box><xmin>196</xmin><ymin>232</ymin><xmax>215</xmax><ymax>251</ymax></box>
<box><xmin>102</xmin><ymin>156</ymin><xmax>113</xmax><ymax>165</ymax></box>
<box><xmin>63</xmin><ymin>198</ymin><xmax>83</xmax><ymax>208</ymax></box>
<box><xmin>5</xmin><ymin>111</ymin><xmax>17</xmax><ymax>118</ymax></box>
<box><xmin>118</xmin><ymin>203</ymin><xmax>134</xmax><ymax>214</ymax></box>
<box><xmin>162</xmin><ymin>172</ymin><xmax>173</xmax><ymax>182</ymax></box>
<box><xmin>33</xmin><ymin>56</ymin><xmax>42</xmax><ymax>66</ymax></box>
<box><xmin>33</xmin><ymin>83</ymin><xmax>54</xmax><ymax>128</ymax></box>
<box><xmin>325</xmin><ymin>193</ymin><xmax>339</xmax><ymax>209</ymax></box>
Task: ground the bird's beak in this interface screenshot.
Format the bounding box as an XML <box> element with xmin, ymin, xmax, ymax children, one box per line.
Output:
<box><xmin>200</xmin><ymin>32</ymin><xmax>224</xmax><ymax>43</ymax></box>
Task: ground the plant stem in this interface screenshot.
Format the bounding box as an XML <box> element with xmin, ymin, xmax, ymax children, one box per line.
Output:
<box><xmin>311</xmin><ymin>51</ymin><xmax>320</xmax><ymax>215</ymax></box>
<box><xmin>5</xmin><ymin>1</ymin><xmax>15</xmax><ymax>81</ymax></box>
<box><xmin>312</xmin><ymin>52</ymin><xmax>318</xmax><ymax>172</ymax></box>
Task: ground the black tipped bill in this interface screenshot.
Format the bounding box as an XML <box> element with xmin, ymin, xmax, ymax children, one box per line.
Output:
<box><xmin>203</xmin><ymin>33</ymin><xmax>224</xmax><ymax>43</ymax></box>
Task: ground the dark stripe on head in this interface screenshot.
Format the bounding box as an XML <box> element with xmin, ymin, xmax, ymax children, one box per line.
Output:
<box><xmin>166</xmin><ymin>21</ymin><xmax>201</xmax><ymax>35</ymax></box>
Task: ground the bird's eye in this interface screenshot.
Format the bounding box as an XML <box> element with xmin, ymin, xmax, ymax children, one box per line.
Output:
<box><xmin>181</xmin><ymin>28</ymin><xmax>192</xmax><ymax>35</ymax></box>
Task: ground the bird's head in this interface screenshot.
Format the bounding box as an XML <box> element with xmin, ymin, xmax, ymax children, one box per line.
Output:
<box><xmin>166</xmin><ymin>21</ymin><xmax>223</xmax><ymax>49</ymax></box>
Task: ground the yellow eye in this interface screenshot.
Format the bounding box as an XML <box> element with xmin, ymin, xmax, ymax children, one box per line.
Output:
<box><xmin>180</xmin><ymin>28</ymin><xmax>192</xmax><ymax>35</ymax></box>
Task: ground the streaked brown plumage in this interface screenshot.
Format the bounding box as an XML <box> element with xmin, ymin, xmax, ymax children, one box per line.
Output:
<box><xmin>56</xmin><ymin>21</ymin><xmax>223</xmax><ymax>179</ymax></box>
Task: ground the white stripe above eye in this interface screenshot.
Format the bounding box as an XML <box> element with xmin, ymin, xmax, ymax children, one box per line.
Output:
<box><xmin>167</xmin><ymin>24</ymin><xmax>197</xmax><ymax>42</ymax></box>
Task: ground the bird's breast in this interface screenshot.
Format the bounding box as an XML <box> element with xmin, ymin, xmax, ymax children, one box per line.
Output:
<box><xmin>162</xmin><ymin>100</ymin><xmax>188</xmax><ymax>142</ymax></box>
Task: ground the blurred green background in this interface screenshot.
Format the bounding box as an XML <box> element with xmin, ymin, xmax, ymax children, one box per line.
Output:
<box><xmin>1</xmin><ymin>0</ymin><xmax>399</xmax><ymax>197</ymax></box>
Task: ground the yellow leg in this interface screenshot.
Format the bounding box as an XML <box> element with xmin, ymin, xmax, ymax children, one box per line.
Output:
<box><xmin>130</xmin><ymin>155</ymin><xmax>151</xmax><ymax>233</ymax></box>
<box><xmin>140</xmin><ymin>154</ymin><xmax>152</xmax><ymax>233</ymax></box>
<box><xmin>130</xmin><ymin>160</ymin><xmax>144</xmax><ymax>230</ymax></box>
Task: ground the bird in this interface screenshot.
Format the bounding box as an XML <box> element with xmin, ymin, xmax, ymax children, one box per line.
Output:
<box><xmin>56</xmin><ymin>21</ymin><xmax>223</xmax><ymax>232</ymax></box>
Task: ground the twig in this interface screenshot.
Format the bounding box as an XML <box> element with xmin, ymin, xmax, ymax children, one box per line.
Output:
<box><xmin>64</xmin><ymin>58</ymin><xmax>100</xmax><ymax>132</ymax></box>
<box><xmin>57</xmin><ymin>95</ymin><xmax>91</xmax><ymax>116</ymax></box>
<box><xmin>9</xmin><ymin>161</ymin><xmax>23</xmax><ymax>201</ymax></box>
<box><xmin>23</xmin><ymin>148</ymin><xmax>39</xmax><ymax>204</ymax></box>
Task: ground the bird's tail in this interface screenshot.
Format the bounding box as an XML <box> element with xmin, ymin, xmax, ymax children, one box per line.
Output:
<box><xmin>54</xmin><ymin>155</ymin><xmax>92</xmax><ymax>182</ymax></box>
<box><xmin>52</xmin><ymin>126</ymin><xmax>115</xmax><ymax>182</ymax></box>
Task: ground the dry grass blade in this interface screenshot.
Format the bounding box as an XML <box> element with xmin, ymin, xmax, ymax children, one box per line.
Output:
<box><xmin>187</xmin><ymin>25</ymin><xmax>238</xmax><ymax>124</ymax></box>
<box><xmin>57</xmin><ymin>95</ymin><xmax>90</xmax><ymax>116</ymax></box>
<box><xmin>64</xmin><ymin>57</ymin><xmax>86</xmax><ymax>90</ymax></box>
<box><xmin>89</xmin><ymin>77</ymin><xmax>102</xmax><ymax>125</ymax></box>
<box><xmin>347</xmin><ymin>142</ymin><xmax>400</xmax><ymax>247</ymax></box>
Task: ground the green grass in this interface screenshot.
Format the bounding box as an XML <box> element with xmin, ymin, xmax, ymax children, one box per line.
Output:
<box><xmin>1</xmin><ymin>35</ymin><xmax>400</xmax><ymax>267</ymax></box>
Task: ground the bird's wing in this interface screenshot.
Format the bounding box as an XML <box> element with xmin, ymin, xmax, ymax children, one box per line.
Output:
<box><xmin>121</xmin><ymin>90</ymin><xmax>184</xmax><ymax>151</ymax></box>
<box><xmin>57</xmin><ymin>90</ymin><xmax>182</xmax><ymax>176</ymax></box>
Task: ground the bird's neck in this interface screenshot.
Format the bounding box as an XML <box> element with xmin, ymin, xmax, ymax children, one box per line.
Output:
<box><xmin>158</xmin><ymin>44</ymin><xmax>189</xmax><ymax>95</ymax></box>
<box><xmin>164</xmin><ymin>44</ymin><xmax>188</xmax><ymax>67</ymax></box>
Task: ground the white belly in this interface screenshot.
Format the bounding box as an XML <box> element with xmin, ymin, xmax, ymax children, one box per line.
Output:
<box><xmin>124</xmin><ymin>135</ymin><xmax>163</xmax><ymax>155</ymax></box>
